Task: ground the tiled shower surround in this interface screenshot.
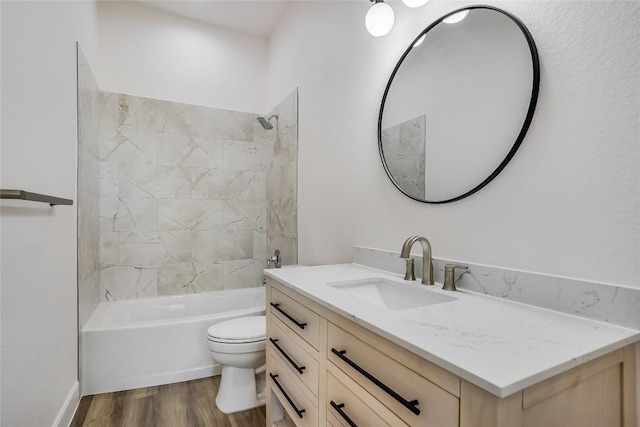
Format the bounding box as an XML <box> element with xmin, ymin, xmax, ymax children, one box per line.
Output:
<box><xmin>381</xmin><ymin>115</ymin><xmax>426</xmax><ymax>200</ymax></box>
<box><xmin>97</xmin><ymin>91</ymin><xmax>298</xmax><ymax>300</ymax></box>
<box><xmin>75</xmin><ymin>67</ymin><xmax>298</xmax><ymax>303</ymax></box>
<box><xmin>77</xmin><ymin>47</ymin><xmax>101</xmax><ymax>327</ymax></box>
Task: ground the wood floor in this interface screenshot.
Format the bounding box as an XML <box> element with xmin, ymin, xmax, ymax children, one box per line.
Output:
<box><xmin>71</xmin><ymin>376</ymin><xmax>266</xmax><ymax>427</ymax></box>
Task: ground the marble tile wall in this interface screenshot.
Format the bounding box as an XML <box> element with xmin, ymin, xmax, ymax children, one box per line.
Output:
<box><xmin>95</xmin><ymin>91</ymin><xmax>298</xmax><ymax>300</ymax></box>
<box><xmin>77</xmin><ymin>46</ymin><xmax>101</xmax><ymax>328</ymax></box>
<box><xmin>381</xmin><ymin>115</ymin><xmax>426</xmax><ymax>199</ymax></box>
<box><xmin>265</xmin><ymin>90</ymin><xmax>298</xmax><ymax>266</ymax></box>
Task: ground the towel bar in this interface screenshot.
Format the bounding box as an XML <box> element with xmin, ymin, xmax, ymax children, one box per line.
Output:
<box><xmin>0</xmin><ymin>189</ymin><xmax>73</xmax><ymax>206</ymax></box>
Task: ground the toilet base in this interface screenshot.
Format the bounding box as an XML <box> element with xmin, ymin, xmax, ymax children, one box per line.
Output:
<box><xmin>215</xmin><ymin>366</ymin><xmax>265</xmax><ymax>414</ymax></box>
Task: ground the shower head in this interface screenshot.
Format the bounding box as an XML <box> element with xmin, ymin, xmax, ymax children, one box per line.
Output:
<box><xmin>257</xmin><ymin>114</ymin><xmax>278</xmax><ymax>130</ymax></box>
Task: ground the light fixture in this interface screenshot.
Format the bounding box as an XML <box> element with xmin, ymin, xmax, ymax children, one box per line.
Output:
<box><xmin>443</xmin><ymin>10</ymin><xmax>469</xmax><ymax>24</ymax></box>
<box><xmin>365</xmin><ymin>0</ymin><xmax>395</xmax><ymax>37</ymax></box>
<box><xmin>402</xmin><ymin>0</ymin><xmax>429</xmax><ymax>8</ymax></box>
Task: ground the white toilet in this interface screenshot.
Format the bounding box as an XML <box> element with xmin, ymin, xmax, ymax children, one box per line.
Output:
<box><xmin>207</xmin><ymin>315</ymin><xmax>266</xmax><ymax>414</ymax></box>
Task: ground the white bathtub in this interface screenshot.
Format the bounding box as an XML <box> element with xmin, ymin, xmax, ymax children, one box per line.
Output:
<box><xmin>81</xmin><ymin>287</ymin><xmax>266</xmax><ymax>395</ymax></box>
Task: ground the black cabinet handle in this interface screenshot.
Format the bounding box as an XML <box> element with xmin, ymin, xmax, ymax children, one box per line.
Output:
<box><xmin>270</xmin><ymin>303</ymin><xmax>307</xmax><ymax>329</ymax></box>
<box><xmin>331</xmin><ymin>348</ymin><xmax>420</xmax><ymax>416</ymax></box>
<box><xmin>269</xmin><ymin>338</ymin><xmax>306</xmax><ymax>374</ymax></box>
<box><xmin>269</xmin><ymin>373</ymin><xmax>305</xmax><ymax>419</ymax></box>
<box><xmin>330</xmin><ymin>401</ymin><xmax>357</xmax><ymax>427</ymax></box>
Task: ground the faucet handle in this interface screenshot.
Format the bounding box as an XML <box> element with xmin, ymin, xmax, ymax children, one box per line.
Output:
<box><xmin>403</xmin><ymin>258</ymin><xmax>416</xmax><ymax>281</ymax></box>
<box><xmin>269</xmin><ymin>249</ymin><xmax>281</xmax><ymax>268</ymax></box>
<box><xmin>443</xmin><ymin>264</ymin><xmax>468</xmax><ymax>291</ymax></box>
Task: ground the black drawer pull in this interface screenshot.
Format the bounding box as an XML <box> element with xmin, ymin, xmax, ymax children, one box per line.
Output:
<box><xmin>270</xmin><ymin>303</ymin><xmax>307</xmax><ymax>329</ymax></box>
<box><xmin>331</xmin><ymin>348</ymin><xmax>420</xmax><ymax>416</ymax></box>
<box><xmin>270</xmin><ymin>338</ymin><xmax>306</xmax><ymax>374</ymax></box>
<box><xmin>330</xmin><ymin>401</ymin><xmax>357</xmax><ymax>427</ymax></box>
<box><xmin>269</xmin><ymin>373</ymin><xmax>305</xmax><ymax>419</ymax></box>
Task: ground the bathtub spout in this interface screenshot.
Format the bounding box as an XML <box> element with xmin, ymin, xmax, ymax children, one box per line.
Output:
<box><xmin>255</xmin><ymin>364</ymin><xmax>266</xmax><ymax>375</ymax></box>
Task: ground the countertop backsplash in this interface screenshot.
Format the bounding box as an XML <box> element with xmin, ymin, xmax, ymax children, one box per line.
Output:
<box><xmin>353</xmin><ymin>246</ymin><xmax>640</xmax><ymax>330</ymax></box>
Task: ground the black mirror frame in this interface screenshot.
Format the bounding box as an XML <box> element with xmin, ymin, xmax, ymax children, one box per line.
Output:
<box><xmin>378</xmin><ymin>5</ymin><xmax>540</xmax><ymax>204</ymax></box>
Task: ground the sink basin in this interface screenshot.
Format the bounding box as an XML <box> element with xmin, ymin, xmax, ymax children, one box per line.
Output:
<box><xmin>328</xmin><ymin>278</ymin><xmax>456</xmax><ymax>310</ymax></box>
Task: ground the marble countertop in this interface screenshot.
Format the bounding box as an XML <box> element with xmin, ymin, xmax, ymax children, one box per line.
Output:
<box><xmin>264</xmin><ymin>263</ymin><xmax>640</xmax><ymax>398</ymax></box>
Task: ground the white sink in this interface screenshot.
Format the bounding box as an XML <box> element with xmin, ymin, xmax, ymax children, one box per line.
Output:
<box><xmin>328</xmin><ymin>278</ymin><xmax>456</xmax><ymax>310</ymax></box>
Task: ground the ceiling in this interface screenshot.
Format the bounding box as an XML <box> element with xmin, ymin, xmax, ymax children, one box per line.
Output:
<box><xmin>137</xmin><ymin>0</ymin><xmax>291</xmax><ymax>38</ymax></box>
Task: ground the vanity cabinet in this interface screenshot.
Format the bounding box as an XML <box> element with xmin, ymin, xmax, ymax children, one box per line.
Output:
<box><xmin>265</xmin><ymin>278</ymin><xmax>638</xmax><ymax>427</ymax></box>
<box><xmin>267</xmin><ymin>285</ymin><xmax>323</xmax><ymax>427</ymax></box>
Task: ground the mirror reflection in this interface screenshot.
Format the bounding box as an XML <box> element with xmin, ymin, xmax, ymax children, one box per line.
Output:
<box><xmin>379</xmin><ymin>6</ymin><xmax>539</xmax><ymax>203</ymax></box>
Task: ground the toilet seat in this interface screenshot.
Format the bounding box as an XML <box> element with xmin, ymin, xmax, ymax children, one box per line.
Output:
<box><xmin>207</xmin><ymin>316</ymin><xmax>266</xmax><ymax>353</ymax></box>
<box><xmin>207</xmin><ymin>339</ymin><xmax>265</xmax><ymax>354</ymax></box>
<box><xmin>207</xmin><ymin>315</ymin><xmax>266</xmax><ymax>343</ymax></box>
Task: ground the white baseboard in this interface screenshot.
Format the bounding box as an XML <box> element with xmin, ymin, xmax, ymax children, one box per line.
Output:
<box><xmin>52</xmin><ymin>381</ymin><xmax>79</xmax><ymax>427</ymax></box>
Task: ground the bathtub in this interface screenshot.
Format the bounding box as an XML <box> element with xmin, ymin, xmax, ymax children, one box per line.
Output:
<box><xmin>81</xmin><ymin>287</ymin><xmax>265</xmax><ymax>395</ymax></box>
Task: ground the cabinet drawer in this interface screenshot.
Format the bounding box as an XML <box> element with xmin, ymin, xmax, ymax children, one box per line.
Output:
<box><xmin>271</xmin><ymin>288</ymin><xmax>320</xmax><ymax>350</ymax></box>
<box><xmin>328</xmin><ymin>323</ymin><xmax>459</xmax><ymax>427</ymax></box>
<box><xmin>269</xmin><ymin>353</ymin><xmax>318</xmax><ymax>427</ymax></box>
<box><xmin>269</xmin><ymin>317</ymin><xmax>319</xmax><ymax>396</ymax></box>
<box><xmin>327</xmin><ymin>370</ymin><xmax>407</xmax><ymax>427</ymax></box>
<box><xmin>326</xmin><ymin>413</ymin><xmax>340</xmax><ymax>427</ymax></box>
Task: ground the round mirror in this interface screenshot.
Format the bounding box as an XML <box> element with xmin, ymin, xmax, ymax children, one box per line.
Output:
<box><xmin>379</xmin><ymin>6</ymin><xmax>540</xmax><ymax>203</ymax></box>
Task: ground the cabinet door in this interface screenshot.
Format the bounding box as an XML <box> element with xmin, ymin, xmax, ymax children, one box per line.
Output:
<box><xmin>522</xmin><ymin>355</ymin><xmax>623</xmax><ymax>427</ymax></box>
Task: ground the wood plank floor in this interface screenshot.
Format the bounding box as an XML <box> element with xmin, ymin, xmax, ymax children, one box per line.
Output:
<box><xmin>71</xmin><ymin>376</ymin><xmax>266</xmax><ymax>427</ymax></box>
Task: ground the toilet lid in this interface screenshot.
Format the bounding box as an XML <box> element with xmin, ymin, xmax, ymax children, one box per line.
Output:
<box><xmin>207</xmin><ymin>316</ymin><xmax>266</xmax><ymax>343</ymax></box>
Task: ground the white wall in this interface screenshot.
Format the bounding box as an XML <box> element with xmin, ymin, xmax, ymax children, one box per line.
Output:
<box><xmin>97</xmin><ymin>1</ymin><xmax>268</xmax><ymax>113</ymax></box>
<box><xmin>267</xmin><ymin>1</ymin><xmax>639</xmax><ymax>288</ymax></box>
<box><xmin>0</xmin><ymin>1</ymin><xmax>99</xmax><ymax>425</ymax></box>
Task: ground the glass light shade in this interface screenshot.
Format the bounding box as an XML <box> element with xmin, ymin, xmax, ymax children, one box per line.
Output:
<box><xmin>413</xmin><ymin>34</ymin><xmax>426</xmax><ymax>47</ymax></box>
<box><xmin>443</xmin><ymin>10</ymin><xmax>469</xmax><ymax>24</ymax></box>
<box><xmin>402</xmin><ymin>0</ymin><xmax>429</xmax><ymax>8</ymax></box>
<box><xmin>365</xmin><ymin>2</ymin><xmax>395</xmax><ymax>37</ymax></box>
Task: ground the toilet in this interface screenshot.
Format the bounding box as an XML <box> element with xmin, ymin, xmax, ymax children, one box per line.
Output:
<box><xmin>207</xmin><ymin>315</ymin><xmax>266</xmax><ymax>414</ymax></box>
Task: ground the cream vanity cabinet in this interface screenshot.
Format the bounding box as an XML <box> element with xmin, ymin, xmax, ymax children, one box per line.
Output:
<box><xmin>265</xmin><ymin>278</ymin><xmax>638</xmax><ymax>427</ymax></box>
